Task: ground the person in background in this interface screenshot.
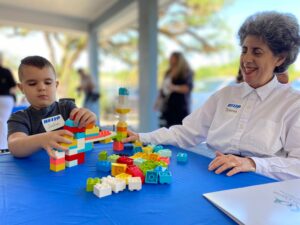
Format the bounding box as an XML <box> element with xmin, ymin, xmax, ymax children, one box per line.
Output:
<box><xmin>154</xmin><ymin>52</ymin><xmax>194</xmax><ymax>128</ymax></box>
<box><xmin>124</xmin><ymin>11</ymin><xmax>300</xmax><ymax>181</ymax></box>
<box><xmin>77</xmin><ymin>68</ymin><xmax>100</xmax><ymax>117</ymax></box>
<box><xmin>0</xmin><ymin>52</ymin><xmax>17</xmax><ymax>150</ymax></box>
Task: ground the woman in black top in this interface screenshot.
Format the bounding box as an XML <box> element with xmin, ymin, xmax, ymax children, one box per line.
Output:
<box><xmin>154</xmin><ymin>52</ymin><xmax>194</xmax><ymax>128</ymax></box>
<box><xmin>0</xmin><ymin>52</ymin><xmax>16</xmax><ymax>149</ymax></box>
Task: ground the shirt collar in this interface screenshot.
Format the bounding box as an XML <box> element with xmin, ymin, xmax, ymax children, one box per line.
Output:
<box><xmin>29</xmin><ymin>101</ymin><xmax>56</xmax><ymax>115</ymax></box>
<box><xmin>241</xmin><ymin>75</ymin><xmax>279</xmax><ymax>101</ymax></box>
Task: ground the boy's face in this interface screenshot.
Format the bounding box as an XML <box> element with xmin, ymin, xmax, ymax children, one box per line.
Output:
<box><xmin>18</xmin><ymin>65</ymin><xmax>58</xmax><ymax>110</ymax></box>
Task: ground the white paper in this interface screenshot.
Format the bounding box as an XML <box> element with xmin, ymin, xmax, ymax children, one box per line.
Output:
<box><xmin>203</xmin><ymin>179</ymin><xmax>300</xmax><ymax>225</ymax></box>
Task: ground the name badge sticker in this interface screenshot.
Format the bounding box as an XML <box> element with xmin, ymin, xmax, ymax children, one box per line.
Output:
<box><xmin>226</xmin><ymin>103</ymin><xmax>241</xmax><ymax>113</ymax></box>
<box><xmin>42</xmin><ymin>115</ymin><xmax>65</xmax><ymax>132</ymax></box>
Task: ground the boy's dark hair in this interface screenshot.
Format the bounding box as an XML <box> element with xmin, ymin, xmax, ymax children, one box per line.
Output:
<box><xmin>18</xmin><ymin>55</ymin><xmax>56</xmax><ymax>81</ymax></box>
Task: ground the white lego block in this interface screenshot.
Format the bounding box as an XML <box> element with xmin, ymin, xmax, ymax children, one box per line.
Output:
<box><xmin>77</xmin><ymin>138</ymin><xmax>85</xmax><ymax>149</ymax></box>
<box><xmin>66</xmin><ymin>159</ymin><xmax>78</xmax><ymax>167</ymax></box>
<box><xmin>53</xmin><ymin>151</ymin><xmax>65</xmax><ymax>159</ymax></box>
<box><xmin>128</xmin><ymin>177</ymin><xmax>142</xmax><ymax>191</ymax></box>
<box><xmin>102</xmin><ymin>176</ymin><xmax>126</xmax><ymax>193</ymax></box>
<box><xmin>93</xmin><ymin>183</ymin><xmax>112</xmax><ymax>198</ymax></box>
<box><xmin>65</xmin><ymin>149</ymin><xmax>78</xmax><ymax>156</ymax></box>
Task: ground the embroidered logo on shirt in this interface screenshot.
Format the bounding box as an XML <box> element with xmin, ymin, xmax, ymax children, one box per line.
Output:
<box><xmin>42</xmin><ymin>114</ymin><xmax>65</xmax><ymax>132</ymax></box>
<box><xmin>226</xmin><ymin>103</ymin><xmax>241</xmax><ymax>113</ymax></box>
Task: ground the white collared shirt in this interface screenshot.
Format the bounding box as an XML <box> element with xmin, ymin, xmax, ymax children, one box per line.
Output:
<box><xmin>140</xmin><ymin>76</ymin><xmax>300</xmax><ymax>180</ymax></box>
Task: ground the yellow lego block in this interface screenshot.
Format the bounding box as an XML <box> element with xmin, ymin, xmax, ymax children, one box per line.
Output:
<box><xmin>142</xmin><ymin>146</ymin><xmax>153</xmax><ymax>154</ymax></box>
<box><xmin>115</xmin><ymin>173</ymin><xmax>132</xmax><ymax>184</ymax></box>
<box><xmin>100</xmin><ymin>137</ymin><xmax>112</xmax><ymax>144</ymax></box>
<box><xmin>60</xmin><ymin>135</ymin><xmax>77</xmax><ymax>148</ymax></box>
<box><xmin>111</xmin><ymin>163</ymin><xmax>127</xmax><ymax>176</ymax></box>
<box><xmin>133</xmin><ymin>140</ymin><xmax>143</xmax><ymax>147</ymax></box>
<box><xmin>85</xmin><ymin>126</ymin><xmax>100</xmax><ymax>135</ymax></box>
<box><xmin>130</xmin><ymin>152</ymin><xmax>144</xmax><ymax>159</ymax></box>
<box><xmin>50</xmin><ymin>163</ymin><xmax>65</xmax><ymax>172</ymax></box>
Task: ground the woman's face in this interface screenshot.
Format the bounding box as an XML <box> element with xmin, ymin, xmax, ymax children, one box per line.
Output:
<box><xmin>240</xmin><ymin>35</ymin><xmax>285</xmax><ymax>88</ymax></box>
<box><xmin>170</xmin><ymin>55</ymin><xmax>178</xmax><ymax>67</ymax></box>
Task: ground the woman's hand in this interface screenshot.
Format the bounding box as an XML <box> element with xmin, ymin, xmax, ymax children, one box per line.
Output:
<box><xmin>208</xmin><ymin>151</ymin><xmax>256</xmax><ymax>176</ymax></box>
<box><xmin>122</xmin><ymin>130</ymin><xmax>140</xmax><ymax>143</ymax></box>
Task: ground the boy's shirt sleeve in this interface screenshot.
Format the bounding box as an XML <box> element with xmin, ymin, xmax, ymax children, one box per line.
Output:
<box><xmin>7</xmin><ymin>111</ymin><xmax>31</xmax><ymax>137</ymax></box>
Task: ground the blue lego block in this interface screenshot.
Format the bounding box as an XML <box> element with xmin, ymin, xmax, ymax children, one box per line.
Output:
<box><xmin>69</xmin><ymin>145</ymin><xmax>78</xmax><ymax>150</ymax></box>
<box><xmin>84</xmin><ymin>142</ymin><xmax>93</xmax><ymax>151</ymax></box>
<box><xmin>177</xmin><ymin>152</ymin><xmax>188</xmax><ymax>163</ymax></box>
<box><xmin>159</xmin><ymin>170</ymin><xmax>172</xmax><ymax>184</ymax></box>
<box><xmin>85</xmin><ymin>133</ymin><xmax>99</xmax><ymax>138</ymax></box>
<box><xmin>153</xmin><ymin>145</ymin><xmax>163</xmax><ymax>152</ymax></box>
<box><xmin>65</xmin><ymin>119</ymin><xmax>75</xmax><ymax>127</ymax></box>
<box><xmin>154</xmin><ymin>166</ymin><xmax>167</xmax><ymax>172</ymax></box>
<box><xmin>133</xmin><ymin>146</ymin><xmax>143</xmax><ymax>154</ymax></box>
<box><xmin>145</xmin><ymin>171</ymin><xmax>159</xmax><ymax>184</ymax></box>
<box><xmin>97</xmin><ymin>161</ymin><xmax>111</xmax><ymax>172</ymax></box>
<box><xmin>74</xmin><ymin>132</ymin><xmax>85</xmax><ymax>139</ymax></box>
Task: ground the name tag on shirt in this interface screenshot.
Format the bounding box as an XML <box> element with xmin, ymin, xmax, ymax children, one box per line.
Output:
<box><xmin>42</xmin><ymin>115</ymin><xmax>65</xmax><ymax>132</ymax></box>
<box><xmin>226</xmin><ymin>103</ymin><xmax>241</xmax><ymax>113</ymax></box>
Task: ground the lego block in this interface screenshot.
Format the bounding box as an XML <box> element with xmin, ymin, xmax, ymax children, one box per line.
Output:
<box><xmin>77</xmin><ymin>152</ymin><xmax>85</xmax><ymax>164</ymax></box>
<box><xmin>52</xmin><ymin>150</ymin><xmax>65</xmax><ymax>159</ymax></box>
<box><xmin>153</xmin><ymin>145</ymin><xmax>164</xmax><ymax>152</ymax></box>
<box><xmin>101</xmin><ymin>176</ymin><xmax>126</xmax><ymax>193</ymax></box>
<box><xmin>111</xmin><ymin>163</ymin><xmax>127</xmax><ymax>176</ymax></box>
<box><xmin>177</xmin><ymin>152</ymin><xmax>188</xmax><ymax>163</ymax></box>
<box><xmin>113</xmin><ymin>141</ymin><xmax>124</xmax><ymax>151</ymax></box>
<box><xmin>148</xmin><ymin>153</ymin><xmax>159</xmax><ymax>161</ymax></box>
<box><xmin>63</xmin><ymin>126</ymin><xmax>85</xmax><ymax>133</ymax></box>
<box><xmin>84</xmin><ymin>142</ymin><xmax>93</xmax><ymax>151</ymax></box>
<box><xmin>100</xmin><ymin>137</ymin><xmax>112</xmax><ymax>144</ymax></box>
<box><xmin>133</xmin><ymin>158</ymin><xmax>145</xmax><ymax>167</ymax></box>
<box><xmin>126</xmin><ymin>165</ymin><xmax>145</xmax><ymax>183</ymax></box>
<box><xmin>85</xmin><ymin>126</ymin><xmax>100</xmax><ymax>135</ymax></box>
<box><xmin>74</xmin><ymin>132</ymin><xmax>85</xmax><ymax>139</ymax></box>
<box><xmin>145</xmin><ymin>171</ymin><xmax>159</xmax><ymax>184</ymax></box>
<box><xmin>133</xmin><ymin>140</ymin><xmax>143</xmax><ymax>147</ymax></box>
<box><xmin>128</xmin><ymin>177</ymin><xmax>142</xmax><ymax>191</ymax></box>
<box><xmin>159</xmin><ymin>170</ymin><xmax>172</xmax><ymax>184</ymax></box>
<box><xmin>50</xmin><ymin>157</ymin><xmax>65</xmax><ymax>165</ymax></box>
<box><xmin>50</xmin><ymin>163</ymin><xmax>65</xmax><ymax>172</ymax></box>
<box><xmin>93</xmin><ymin>183</ymin><xmax>112</xmax><ymax>198</ymax></box>
<box><xmin>108</xmin><ymin>154</ymin><xmax>120</xmax><ymax>163</ymax></box>
<box><xmin>65</xmin><ymin>119</ymin><xmax>75</xmax><ymax>127</ymax></box>
<box><xmin>117</xmin><ymin>156</ymin><xmax>133</xmax><ymax>166</ymax></box>
<box><xmin>157</xmin><ymin>149</ymin><xmax>172</xmax><ymax>158</ymax></box>
<box><xmin>142</xmin><ymin>146</ymin><xmax>153</xmax><ymax>154</ymax></box>
<box><xmin>159</xmin><ymin>156</ymin><xmax>170</xmax><ymax>165</ymax></box>
<box><xmin>97</xmin><ymin>161</ymin><xmax>111</xmax><ymax>172</ymax></box>
<box><xmin>132</xmin><ymin>146</ymin><xmax>143</xmax><ymax>154</ymax></box>
<box><xmin>65</xmin><ymin>148</ymin><xmax>78</xmax><ymax>156</ymax></box>
<box><xmin>86</xmin><ymin>177</ymin><xmax>101</xmax><ymax>192</ymax></box>
<box><xmin>115</xmin><ymin>173</ymin><xmax>132</xmax><ymax>184</ymax></box>
<box><xmin>98</xmin><ymin>151</ymin><xmax>108</xmax><ymax>161</ymax></box>
<box><xmin>66</xmin><ymin>159</ymin><xmax>78</xmax><ymax>167</ymax></box>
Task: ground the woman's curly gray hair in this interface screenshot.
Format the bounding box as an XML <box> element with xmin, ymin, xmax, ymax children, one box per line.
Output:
<box><xmin>238</xmin><ymin>11</ymin><xmax>300</xmax><ymax>73</ymax></box>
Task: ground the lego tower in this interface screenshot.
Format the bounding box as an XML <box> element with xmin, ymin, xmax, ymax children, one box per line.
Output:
<box><xmin>113</xmin><ymin>87</ymin><xmax>130</xmax><ymax>151</ymax></box>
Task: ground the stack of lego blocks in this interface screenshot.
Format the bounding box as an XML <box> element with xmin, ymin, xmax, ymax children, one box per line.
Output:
<box><xmin>87</xmin><ymin>142</ymin><xmax>173</xmax><ymax>198</ymax></box>
<box><xmin>50</xmin><ymin>119</ymin><xmax>114</xmax><ymax>172</ymax></box>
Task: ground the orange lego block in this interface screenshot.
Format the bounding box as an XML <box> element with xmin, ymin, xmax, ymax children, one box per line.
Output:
<box><xmin>50</xmin><ymin>157</ymin><xmax>65</xmax><ymax>165</ymax></box>
<box><xmin>86</xmin><ymin>123</ymin><xmax>94</xmax><ymax>129</ymax></box>
<box><xmin>111</xmin><ymin>163</ymin><xmax>127</xmax><ymax>176</ymax></box>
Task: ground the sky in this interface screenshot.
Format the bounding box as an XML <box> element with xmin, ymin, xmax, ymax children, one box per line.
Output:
<box><xmin>0</xmin><ymin>0</ymin><xmax>300</xmax><ymax>71</ymax></box>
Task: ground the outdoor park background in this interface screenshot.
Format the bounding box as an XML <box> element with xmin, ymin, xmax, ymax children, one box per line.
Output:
<box><xmin>1</xmin><ymin>0</ymin><xmax>300</xmax><ymax>129</ymax></box>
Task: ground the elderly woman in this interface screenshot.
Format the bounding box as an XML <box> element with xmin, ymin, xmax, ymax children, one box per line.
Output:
<box><xmin>124</xmin><ymin>11</ymin><xmax>300</xmax><ymax>181</ymax></box>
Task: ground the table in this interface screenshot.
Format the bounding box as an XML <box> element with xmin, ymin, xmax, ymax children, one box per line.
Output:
<box><xmin>0</xmin><ymin>144</ymin><xmax>276</xmax><ymax>225</ymax></box>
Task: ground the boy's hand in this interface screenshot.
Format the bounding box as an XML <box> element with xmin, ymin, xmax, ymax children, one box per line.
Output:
<box><xmin>41</xmin><ymin>130</ymin><xmax>73</xmax><ymax>158</ymax></box>
<box><xmin>70</xmin><ymin>108</ymin><xmax>97</xmax><ymax>128</ymax></box>
<box><xmin>122</xmin><ymin>130</ymin><xmax>140</xmax><ymax>143</ymax></box>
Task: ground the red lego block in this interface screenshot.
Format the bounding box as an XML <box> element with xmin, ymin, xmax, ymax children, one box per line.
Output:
<box><xmin>113</xmin><ymin>141</ymin><xmax>124</xmax><ymax>151</ymax></box>
<box><xmin>77</xmin><ymin>152</ymin><xmax>85</xmax><ymax>164</ymax></box>
<box><xmin>63</xmin><ymin>126</ymin><xmax>86</xmax><ymax>133</ymax></box>
<box><xmin>65</xmin><ymin>154</ymin><xmax>78</xmax><ymax>161</ymax></box>
<box><xmin>126</xmin><ymin>165</ymin><xmax>145</xmax><ymax>183</ymax></box>
<box><xmin>117</xmin><ymin>156</ymin><xmax>133</xmax><ymax>166</ymax></box>
<box><xmin>159</xmin><ymin>157</ymin><xmax>170</xmax><ymax>165</ymax></box>
<box><xmin>50</xmin><ymin>157</ymin><xmax>65</xmax><ymax>165</ymax></box>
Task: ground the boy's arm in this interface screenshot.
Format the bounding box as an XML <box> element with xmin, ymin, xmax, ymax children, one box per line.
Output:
<box><xmin>8</xmin><ymin>130</ymin><xmax>73</xmax><ymax>158</ymax></box>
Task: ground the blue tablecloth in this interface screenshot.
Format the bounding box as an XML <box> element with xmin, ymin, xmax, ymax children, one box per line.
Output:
<box><xmin>0</xmin><ymin>144</ymin><xmax>275</xmax><ymax>225</ymax></box>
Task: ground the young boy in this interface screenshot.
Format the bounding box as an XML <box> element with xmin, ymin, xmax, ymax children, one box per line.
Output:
<box><xmin>7</xmin><ymin>56</ymin><xmax>97</xmax><ymax>158</ymax></box>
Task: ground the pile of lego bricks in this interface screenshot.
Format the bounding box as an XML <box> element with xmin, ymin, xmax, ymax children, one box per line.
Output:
<box><xmin>86</xmin><ymin>142</ymin><xmax>189</xmax><ymax>198</ymax></box>
<box><xmin>50</xmin><ymin>119</ymin><xmax>115</xmax><ymax>172</ymax></box>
